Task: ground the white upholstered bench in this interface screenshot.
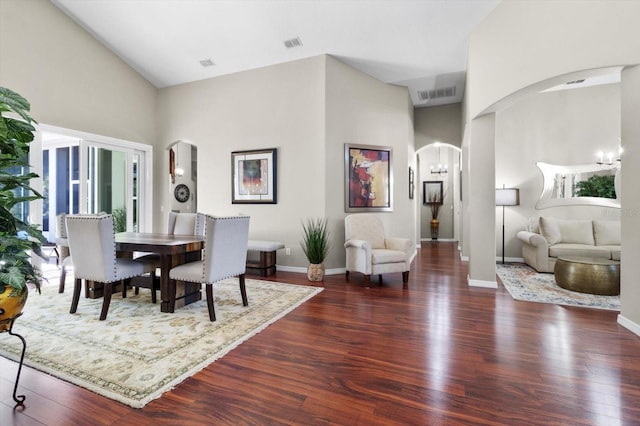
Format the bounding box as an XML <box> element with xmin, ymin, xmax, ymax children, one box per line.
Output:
<box><xmin>246</xmin><ymin>240</ymin><xmax>285</xmax><ymax>277</ymax></box>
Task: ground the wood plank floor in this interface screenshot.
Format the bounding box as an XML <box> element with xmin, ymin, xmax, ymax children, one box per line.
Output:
<box><xmin>2</xmin><ymin>242</ymin><xmax>640</xmax><ymax>425</ymax></box>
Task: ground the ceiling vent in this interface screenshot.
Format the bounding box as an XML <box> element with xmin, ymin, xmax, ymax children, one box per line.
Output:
<box><xmin>284</xmin><ymin>37</ymin><xmax>303</xmax><ymax>49</ymax></box>
<box><xmin>418</xmin><ymin>86</ymin><xmax>457</xmax><ymax>101</ymax></box>
<box><xmin>566</xmin><ymin>79</ymin><xmax>585</xmax><ymax>85</ymax></box>
<box><xmin>199</xmin><ymin>59</ymin><xmax>215</xmax><ymax>67</ymax></box>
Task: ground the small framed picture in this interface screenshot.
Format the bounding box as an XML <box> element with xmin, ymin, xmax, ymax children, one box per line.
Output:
<box><xmin>409</xmin><ymin>167</ymin><xmax>415</xmax><ymax>199</ymax></box>
<box><xmin>231</xmin><ymin>148</ymin><xmax>277</xmax><ymax>204</ymax></box>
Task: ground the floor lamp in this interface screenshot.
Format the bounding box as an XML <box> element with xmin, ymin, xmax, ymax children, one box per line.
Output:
<box><xmin>496</xmin><ymin>186</ymin><xmax>520</xmax><ymax>264</ymax></box>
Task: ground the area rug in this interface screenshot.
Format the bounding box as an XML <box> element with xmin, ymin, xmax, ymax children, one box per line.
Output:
<box><xmin>496</xmin><ymin>263</ymin><xmax>619</xmax><ymax>311</ymax></box>
<box><xmin>0</xmin><ymin>278</ymin><xmax>323</xmax><ymax>408</ymax></box>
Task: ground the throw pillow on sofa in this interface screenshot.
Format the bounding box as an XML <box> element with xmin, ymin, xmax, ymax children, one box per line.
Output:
<box><xmin>539</xmin><ymin>217</ymin><xmax>595</xmax><ymax>245</ymax></box>
<box><xmin>593</xmin><ymin>220</ymin><xmax>621</xmax><ymax>246</ymax></box>
<box><xmin>539</xmin><ymin>217</ymin><xmax>561</xmax><ymax>245</ymax></box>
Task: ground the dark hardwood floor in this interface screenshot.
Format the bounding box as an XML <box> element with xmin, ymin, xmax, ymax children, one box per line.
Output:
<box><xmin>2</xmin><ymin>241</ymin><xmax>640</xmax><ymax>425</ymax></box>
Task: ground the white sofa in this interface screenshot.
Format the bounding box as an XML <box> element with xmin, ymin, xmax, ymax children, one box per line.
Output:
<box><xmin>516</xmin><ymin>217</ymin><xmax>621</xmax><ymax>273</ymax></box>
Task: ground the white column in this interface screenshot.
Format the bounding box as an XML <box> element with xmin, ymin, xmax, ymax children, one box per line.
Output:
<box><xmin>618</xmin><ymin>66</ymin><xmax>640</xmax><ymax>334</ymax></box>
<box><xmin>467</xmin><ymin>113</ymin><xmax>497</xmax><ymax>288</ymax></box>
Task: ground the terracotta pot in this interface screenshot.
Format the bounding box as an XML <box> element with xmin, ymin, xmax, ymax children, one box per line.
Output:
<box><xmin>0</xmin><ymin>283</ymin><xmax>28</xmax><ymax>332</ymax></box>
<box><xmin>307</xmin><ymin>263</ymin><xmax>325</xmax><ymax>282</ymax></box>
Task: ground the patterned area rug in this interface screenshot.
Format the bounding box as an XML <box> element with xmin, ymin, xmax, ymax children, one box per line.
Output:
<box><xmin>0</xmin><ymin>277</ymin><xmax>322</xmax><ymax>408</ymax></box>
<box><xmin>496</xmin><ymin>263</ymin><xmax>619</xmax><ymax>311</ymax></box>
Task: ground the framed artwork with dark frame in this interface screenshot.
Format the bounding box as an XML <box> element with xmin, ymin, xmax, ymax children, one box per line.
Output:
<box><xmin>345</xmin><ymin>143</ymin><xmax>393</xmax><ymax>212</ymax></box>
<box><xmin>409</xmin><ymin>167</ymin><xmax>415</xmax><ymax>199</ymax></box>
<box><xmin>423</xmin><ymin>181</ymin><xmax>443</xmax><ymax>205</ymax></box>
<box><xmin>231</xmin><ymin>148</ymin><xmax>277</xmax><ymax>204</ymax></box>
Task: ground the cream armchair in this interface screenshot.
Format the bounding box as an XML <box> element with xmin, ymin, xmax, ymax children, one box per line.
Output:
<box><xmin>344</xmin><ymin>214</ymin><xmax>412</xmax><ymax>285</ymax></box>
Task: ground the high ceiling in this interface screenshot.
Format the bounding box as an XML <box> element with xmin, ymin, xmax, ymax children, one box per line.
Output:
<box><xmin>51</xmin><ymin>0</ymin><xmax>501</xmax><ymax>108</ymax></box>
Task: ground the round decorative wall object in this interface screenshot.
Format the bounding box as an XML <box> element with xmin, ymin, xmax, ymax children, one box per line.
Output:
<box><xmin>174</xmin><ymin>184</ymin><xmax>190</xmax><ymax>203</ymax></box>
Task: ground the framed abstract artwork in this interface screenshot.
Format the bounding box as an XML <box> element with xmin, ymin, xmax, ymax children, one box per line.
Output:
<box><xmin>423</xmin><ymin>181</ymin><xmax>443</xmax><ymax>205</ymax></box>
<box><xmin>344</xmin><ymin>143</ymin><xmax>393</xmax><ymax>212</ymax></box>
<box><xmin>231</xmin><ymin>148</ymin><xmax>277</xmax><ymax>204</ymax></box>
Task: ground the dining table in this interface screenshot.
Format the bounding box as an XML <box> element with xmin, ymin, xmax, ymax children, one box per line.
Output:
<box><xmin>115</xmin><ymin>232</ymin><xmax>204</xmax><ymax>313</ymax></box>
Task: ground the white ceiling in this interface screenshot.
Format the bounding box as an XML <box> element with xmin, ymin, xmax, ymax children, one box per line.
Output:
<box><xmin>51</xmin><ymin>0</ymin><xmax>501</xmax><ymax>108</ymax></box>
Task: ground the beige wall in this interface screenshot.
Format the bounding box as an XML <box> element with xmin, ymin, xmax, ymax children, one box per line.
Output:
<box><xmin>466</xmin><ymin>0</ymin><xmax>640</xmax><ymax>328</ymax></box>
<box><xmin>0</xmin><ymin>0</ymin><xmax>157</xmax><ymax>145</ymax></box>
<box><xmin>158</xmin><ymin>55</ymin><xmax>415</xmax><ymax>271</ymax></box>
<box><xmin>158</xmin><ymin>56</ymin><xmax>326</xmax><ymax>268</ymax></box>
<box><xmin>414</xmin><ymin>104</ymin><xmax>462</xmax><ymax>241</ymax></box>
<box><xmin>467</xmin><ymin>0</ymin><xmax>640</xmax><ymax>120</ymax></box>
<box><xmin>414</xmin><ymin>104</ymin><xmax>462</xmax><ymax>151</ymax></box>
<box><xmin>325</xmin><ymin>56</ymin><xmax>416</xmax><ymax>265</ymax></box>
<box><xmin>496</xmin><ymin>83</ymin><xmax>621</xmax><ymax>260</ymax></box>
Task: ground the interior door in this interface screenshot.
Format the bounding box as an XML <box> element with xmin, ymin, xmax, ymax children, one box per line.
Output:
<box><xmin>81</xmin><ymin>141</ymin><xmax>140</xmax><ymax>232</ymax></box>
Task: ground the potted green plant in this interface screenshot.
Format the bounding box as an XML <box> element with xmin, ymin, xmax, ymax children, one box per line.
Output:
<box><xmin>0</xmin><ymin>87</ymin><xmax>45</xmax><ymax>331</ymax></box>
<box><xmin>300</xmin><ymin>217</ymin><xmax>331</xmax><ymax>282</ymax></box>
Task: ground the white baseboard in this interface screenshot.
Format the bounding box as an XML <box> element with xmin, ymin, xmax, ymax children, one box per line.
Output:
<box><xmin>467</xmin><ymin>274</ymin><xmax>497</xmax><ymax>288</ymax></box>
<box><xmin>617</xmin><ymin>314</ymin><xmax>640</xmax><ymax>336</ymax></box>
<box><xmin>495</xmin><ymin>257</ymin><xmax>524</xmax><ymax>264</ymax></box>
<box><xmin>276</xmin><ymin>265</ymin><xmax>345</xmax><ymax>275</ymax></box>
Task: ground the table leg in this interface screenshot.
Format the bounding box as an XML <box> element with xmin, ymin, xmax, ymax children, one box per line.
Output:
<box><xmin>160</xmin><ymin>254</ymin><xmax>175</xmax><ymax>313</ymax></box>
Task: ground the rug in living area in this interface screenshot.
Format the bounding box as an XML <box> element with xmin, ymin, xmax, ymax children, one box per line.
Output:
<box><xmin>496</xmin><ymin>263</ymin><xmax>619</xmax><ymax>311</ymax></box>
<box><xmin>0</xmin><ymin>278</ymin><xmax>323</xmax><ymax>408</ymax></box>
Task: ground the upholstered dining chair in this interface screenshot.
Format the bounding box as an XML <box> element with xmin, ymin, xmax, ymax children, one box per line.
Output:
<box><xmin>56</xmin><ymin>213</ymin><xmax>74</xmax><ymax>293</ymax></box>
<box><xmin>65</xmin><ymin>214</ymin><xmax>157</xmax><ymax>320</ymax></box>
<box><xmin>132</xmin><ymin>211</ymin><xmax>206</xmax><ymax>299</ymax></box>
<box><xmin>344</xmin><ymin>214</ymin><xmax>413</xmax><ymax>285</ymax></box>
<box><xmin>167</xmin><ymin>211</ymin><xmax>205</xmax><ymax>236</ymax></box>
<box><xmin>169</xmin><ymin>214</ymin><xmax>250</xmax><ymax>321</ymax></box>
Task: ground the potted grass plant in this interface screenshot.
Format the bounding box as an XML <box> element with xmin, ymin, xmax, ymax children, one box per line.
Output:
<box><xmin>300</xmin><ymin>217</ymin><xmax>331</xmax><ymax>282</ymax></box>
<box><xmin>0</xmin><ymin>87</ymin><xmax>45</xmax><ymax>331</ymax></box>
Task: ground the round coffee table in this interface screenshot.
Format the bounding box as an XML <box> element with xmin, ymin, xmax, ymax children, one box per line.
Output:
<box><xmin>554</xmin><ymin>256</ymin><xmax>620</xmax><ymax>296</ymax></box>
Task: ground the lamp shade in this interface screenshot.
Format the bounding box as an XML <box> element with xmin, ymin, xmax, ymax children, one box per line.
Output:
<box><xmin>496</xmin><ymin>188</ymin><xmax>520</xmax><ymax>206</ymax></box>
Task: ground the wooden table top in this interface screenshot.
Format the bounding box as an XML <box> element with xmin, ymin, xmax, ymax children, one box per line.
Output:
<box><xmin>115</xmin><ymin>232</ymin><xmax>204</xmax><ymax>254</ymax></box>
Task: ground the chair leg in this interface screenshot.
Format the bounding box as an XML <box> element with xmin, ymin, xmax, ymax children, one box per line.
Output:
<box><xmin>70</xmin><ymin>278</ymin><xmax>82</xmax><ymax>314</ymax></box>
<box><xmin>402</xmin><ymin>271</ymin><xmax>409</xmax><ymax>283</ymax></box>
<box><xmin>364</xmin><ymin>274</ymin><xmax>371</xmax><ymax>284</ymax></box>
<box><xmin>345</xmin><ymin>270</ymin><xmax>350</xmax><ymax>280</ymax></box>
<box><xmin>59</xmin><ymin>265</ymin><xmax>67</xmax><ymax>293</ymax></box>
<box><xmin>239</xmin><ymin>273</ymin><xmax>248</xmax><ymax>306</ymax></box>
<box><xmin>122</xmin><ymin>279</ymin><xmax>128</xmax><ymax>298</ymax></box>
<box><xmin>150</xmin><ymin>271</ymin><xmax>157</xmax><ymax>304</ymax></box>
<box><xmin>206</xmin><ymin>284</ymin><xmax>216</xmax><ymax>322</ymax></box>
<box><xmin>100</xmin><ymin>282</ymin><xmax>113</xmax><ymax>321</ymax></box>
<box><xmin>378</xmin><ymin>274</ymin><xmax>382</xmax><ymax>285</ymax></box>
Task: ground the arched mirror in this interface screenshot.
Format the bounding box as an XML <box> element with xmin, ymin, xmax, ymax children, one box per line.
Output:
<box><xmin>535</xmin><ymin>161</ymin><xmax>620</xmax><ymax>209</ymax></box>
<box><xmin>168</xmin><ymin>141</ymin><xmax>197</xmax><ymax>213</ymax></box>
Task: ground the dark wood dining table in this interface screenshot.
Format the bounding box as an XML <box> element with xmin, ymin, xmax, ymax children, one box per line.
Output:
<box><xmin>115</xmin><ymin>232</ymin><xmax>204</xmax><ymax>313</ymax></box>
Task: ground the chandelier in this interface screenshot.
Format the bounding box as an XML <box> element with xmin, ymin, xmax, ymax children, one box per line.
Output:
<box><xmin>430</xmin><ymin>145</ymin><xmax>448</xmax><ymax>175</ymax></box>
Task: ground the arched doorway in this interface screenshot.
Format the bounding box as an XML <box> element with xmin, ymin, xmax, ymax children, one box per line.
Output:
<box><xmin>167</xmin><ymin>140</ymin><xmax>198</xmax><ymax>214</ymax></box>
<box><xmin>416</xmin><ymin>142</ymin><xmax>461</xmax><ymax>242</ymax></box>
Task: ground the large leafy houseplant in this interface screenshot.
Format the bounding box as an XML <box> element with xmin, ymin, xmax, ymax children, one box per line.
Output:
<box><xmin>0</xmin><ymin>87</ymin><xmax>45</xmax><ymax>299</ymax></box>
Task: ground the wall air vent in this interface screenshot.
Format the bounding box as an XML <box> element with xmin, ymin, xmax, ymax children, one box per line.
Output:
<box><xmin>199</xmin><ymin>59</ymin><xmax>215</xmax><ymax>67</ymax></box>
<box><xmin>566</xmin><ymin>79</ymin><xmax>585</xmax><ymax>85</ymax></box>
<box><xmin>284</xmin><ymin>37</ymin><xmax>303</xmax><ymax>49</ymax></box>
<box><xmin>418</xmin><ymin>86</ymin><xmax>457</xmax><ymax>101</ymax></box>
